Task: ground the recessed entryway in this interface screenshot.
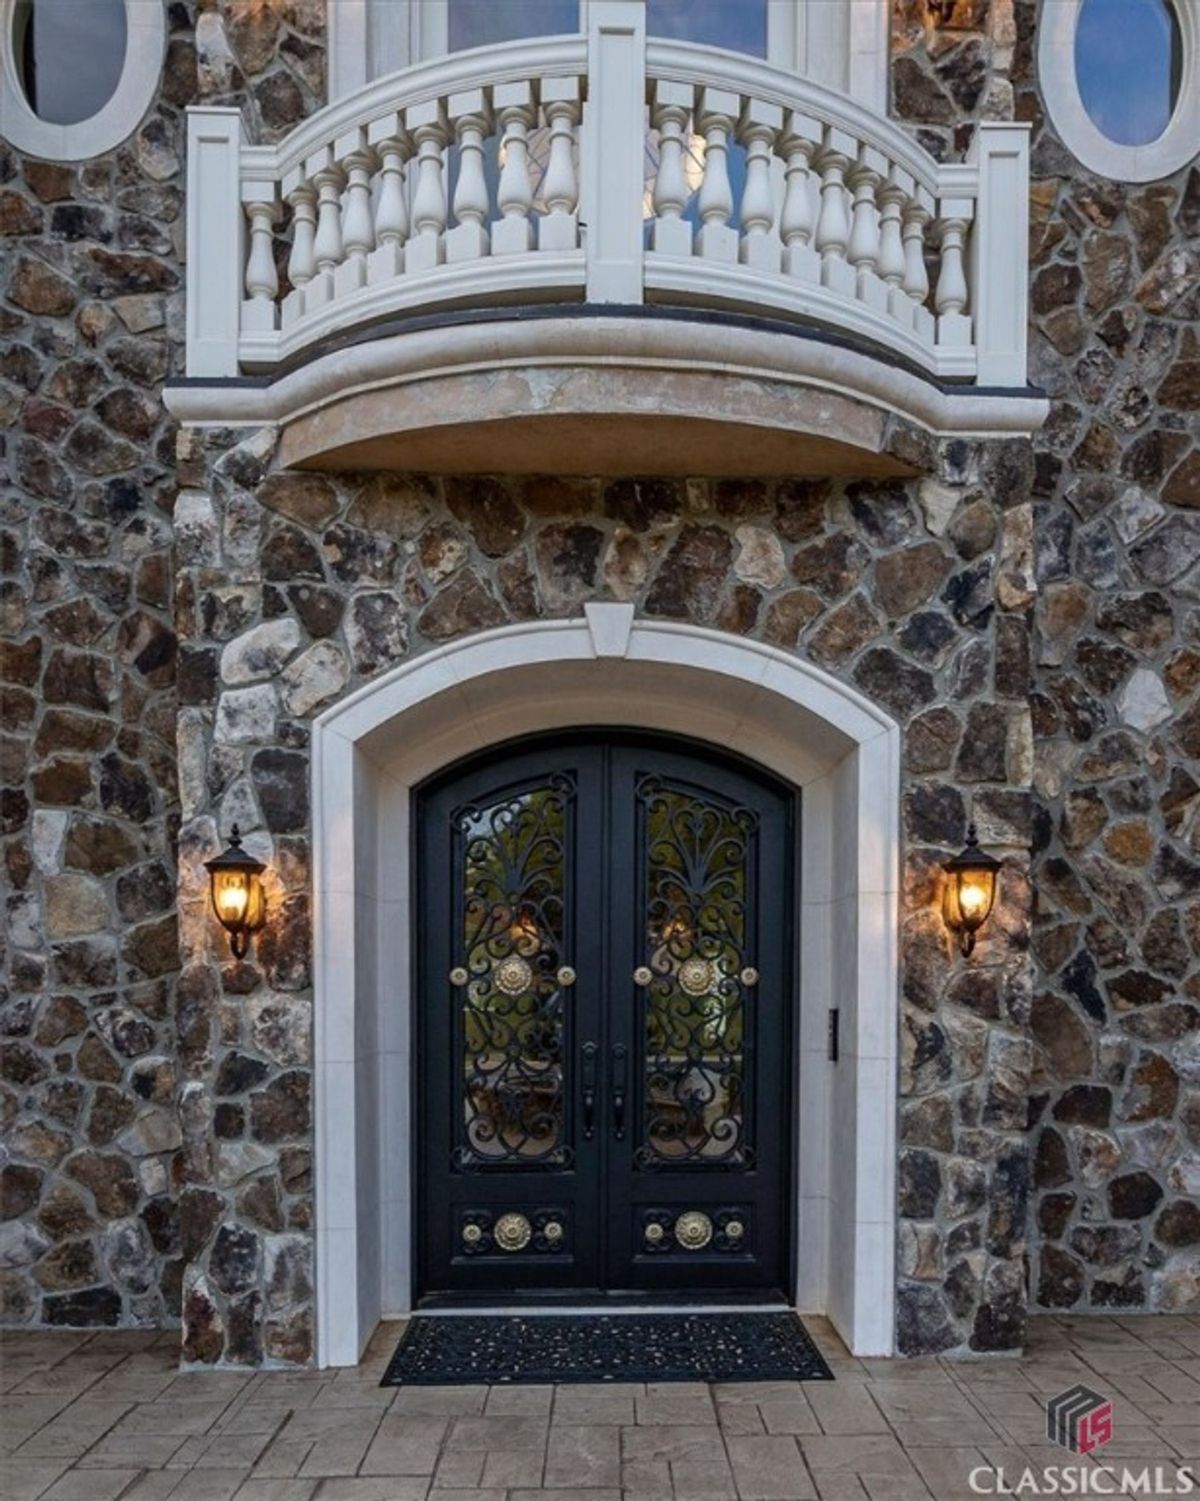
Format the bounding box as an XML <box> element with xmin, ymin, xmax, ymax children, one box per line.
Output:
<box><xmin>414</xmin><ymin>732</ymin><xmax>795</xmax><ymax>1302</ymax></box>
<box><xmin>310</xmin><ymin>607</ymin><xmax>899</xmax><ymax>1364</ymax></box>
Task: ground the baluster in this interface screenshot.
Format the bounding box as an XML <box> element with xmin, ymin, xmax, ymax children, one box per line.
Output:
<box><xmin>814</xmin><ymin>128</ymin><xmax>855</xmax><ymax>297</ymax></box>
<box><xmin>901</xmin><ymin>186</ymin><xmax>935</xmax><ymax>343</ymax></box>
<box><xmin>737</xmin><ymin>98</ymin><xmax>782</xmax><ymax>273</ymax></box>
<box><xmin>334</xmin><ymin>127</ymin><xmax>377</xmax><ymax>296</ymax></box>
<box><xmin>695</xmin><ymin>87</ymin><xmax>739</xmax><ymax>263</ymax></box>
<box><xmin>778</xmin><ymin>110</ymin><xmax>820</xmax><ymax>283</ymax></box>
<box><xmin>304</xmin><ymin>147</ymin><xmax>346</xmax><ymax>311</ymax></box>
<box><xmin>367</xmin><ymin>112</ymin><xmax>410</xmax><ymax>285</ymax></box>
<box><xmin>492</xmin><ymin>80</ymin><xmax>537</xmax><ymax>255</ymax></box>
<box><xmin>446</xmin><ymin>88</ymin><xmax>491</xmax><ymax>263</ymax></box>
<box><xmin>539</xmin><ymin>77</ymin><xmax>581</xmax><ymax>252</ymax></box>
<box><xmin>650</xmin><ymin>79</ymin><xmax>693</xmax><ymax>258</ymax></box>
<box><xmin>240</xmin><ymin>184</ymin><xmax>279</xmax><ymax>335</ymax></box>
<box><xmin>846</xmin><ymin>145</ymin><xmax>887</xmax><ymax>311</ymax></box>
<box><xmin>935</xmin><ymin>200</ymin><xmax>973</xmax><ymax>350</ymax></box>
<box><xmin>281</xmin><ymin>168</ymin><xmax>314</xmax><ymax>329</ymax></box>
<box><xmin>877</xmin><ymin>165</ymin><xmax>909</xmax><ymax>325</ymax></box>
<box><xmin>405</xmin><ymin>99</ymin><xmax>449</xmax><ymax>273</ymax></box>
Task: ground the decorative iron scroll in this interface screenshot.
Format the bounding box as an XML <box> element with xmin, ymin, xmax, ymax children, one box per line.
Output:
<box><xmin>640</xmin><ymin>1206</ymin><xmax>751</xmax><ymax>1254</ymax></box>
<box><xmin>459</xmin><ymin>1207</ymin><xmax>569</xmax><ymax>1256</ymax></box>
<box><xmin>453</xmin><ymin>776</ymin><xmax>573</xmax><ymax>1169</ymax></box>
<box><xmin>635</xmin><ymin>775</ymin><xmax>756</xmax><ymax>1169</ymax></box>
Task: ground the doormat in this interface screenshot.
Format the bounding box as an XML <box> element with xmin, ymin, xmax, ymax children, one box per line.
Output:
<box><xmin>380</xmin><ymin>1312</ymin><xmax>834</xmax><ymax>1385</ymax></box>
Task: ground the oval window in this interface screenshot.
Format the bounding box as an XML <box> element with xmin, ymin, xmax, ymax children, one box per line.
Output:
<box><xmin>13</xmin><ymin>0</ymin><xmax>128</xmax><ymax>126</ymax></box>
<box><xmin>1074</xmin><ymin>0</ymin><xmax>1181</xmax><ymax>146</ymax></box>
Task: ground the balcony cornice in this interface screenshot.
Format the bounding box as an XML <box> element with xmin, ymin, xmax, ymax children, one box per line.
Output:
<box><xmin>164</xmin><ymin>307</ymin><xmax>1048</xmax><ymax>476</ymax></box>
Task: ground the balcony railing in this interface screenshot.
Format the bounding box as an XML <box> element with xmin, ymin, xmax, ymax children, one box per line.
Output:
<box><xmin>185</xmin><ymin>10</ymin><xmax>1031</xmax><ymax>388</ymax></box>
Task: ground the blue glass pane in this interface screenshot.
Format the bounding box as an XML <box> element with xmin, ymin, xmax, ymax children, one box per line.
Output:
<box><xmin>448</xmin><ymin>0</ymin><xmax>579</xmax><ymax>52</ymax></box>
<box><xmin>647</xmin><ymin>0</ymin><xmax>767</xmax><ymax>57</ymax></box>
<box><xmin>1075</xmin><ymin>0</ymin><xmax>1180</xmax><ymax>146</ymax></box>
<box><xmin>19</xmin><ymin>0</ymin><xmax>126</xmax><ymax>125</ymax></box>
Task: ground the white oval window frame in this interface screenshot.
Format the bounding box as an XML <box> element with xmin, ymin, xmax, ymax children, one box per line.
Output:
<box><xmin>0</xmin><ymin>0</ymin><xmax>165</xmax><ymax>162</ymax></box>
<box><xmin>1039</xmin><ymin>0</ymin><xmax>1200</xmax><ymax>182</ymax></box>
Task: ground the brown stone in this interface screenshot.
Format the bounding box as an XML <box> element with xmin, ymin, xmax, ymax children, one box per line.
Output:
<box><xmin>1103</xmin><ymin>821</ymin><xmax>1154</xmax><ymax>868</ymax></box>
<box><xmin>761</xmin><ymin>589</ymin><xmax>822</xmax><ymax>648</ymax></box>
<box><xmin>36</xmin><ymin>1184</ymin><xmax>96</xmax><ymax>1241</ymax></box>
<box><xmin>1030</xmin><ymin>994</ymin><xmax>1093</xmax><ymax>1079</ymax></box>
<box><xmin>418</xmin><ymin>569</ymin><xmax>507</xmax><ymax>640</ymax></box>
<box><xmin>444</xmin><ymin>477</ymin><xmax>525</xmax><ymax>556</ymax></box>
<box><xmin>250</xmin><ymin>1071</ymin><xmax>311</xmax><ymax>1143</ymax></box>
<box><xmin>259</xmin><ymin>472</ymin><xmax>340</xmax><ymax>529</ymax></box>
<box><xmin>9</xmin><ymin>255</ymin><xmax>77</xmax><ymax>316</ymax></box>
<box><xmin>807</xmin><ymin>593</ymin><xmax>881</xmax><ymax>668</ymax></box>
<box><xmin>1163</xmin><ymin>451</ymin><xmax>1200</xmax><ymax>509</ymax></box>
<box><xmin>33</xmin><ymin>1239</ymin><xmax>98</xmax><ymax>1291</ymax></box>
<box><xmin>874</xmin><ymin>542</ymin><xmax>951</xmax><ymax>617</ymax></box>
<box><xmin>1155</xmin><ymin>1200</ymin><xmax>1200</xmax><ymax>1248</ymax></box>
<box><xmin>65</xmin><ymin>1151</ymin><xmax>139</xmax><ymax>1217</ymax></box>
<box><xmin>644</xmin><ymin>526</ymin><xmax>732</xmax><ymax>622</ymax></box>
<box><xmin>1121</xmin><ymin>1053</ymin><xmax>1179</xmax><ymax>1122</ymax></box>
<box><xmin>1082</xmin><ymin>233</ymin><xmax>1132</xmax><ymax>312</ymax></box>
<box><xmin>792</xmin><ymin>532</ymin><xmax>868</xmax><ymax>600</ymax></box>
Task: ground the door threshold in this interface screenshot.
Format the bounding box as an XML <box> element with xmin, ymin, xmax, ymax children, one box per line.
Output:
<box><xmin>416</xmin><ymin>1293</ymin><xmax>791</xmax><ymax>1317</ymax></box>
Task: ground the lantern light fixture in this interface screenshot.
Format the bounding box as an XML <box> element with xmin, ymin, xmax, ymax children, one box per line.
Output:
<box><xmin>204</xmin><ymin>824</ymin><xmax>267</xmax><ymax>960</ymax></box>
<box><xmin>942</xmin><ymin>823</ymin><xmax>1000</xmax><ymax>957</ymax></box>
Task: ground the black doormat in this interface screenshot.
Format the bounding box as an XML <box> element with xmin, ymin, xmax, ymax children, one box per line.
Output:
<box><xmin>380</xmin><ymin>1311</ymin><xmax>834</xmax><ymax>1385</ymax></box>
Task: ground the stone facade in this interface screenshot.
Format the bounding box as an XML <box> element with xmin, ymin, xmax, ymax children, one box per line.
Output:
<box><xmin>1</xmin><ymin>1</ymin><xmax>326</xmax><ymax>1330</ymax></box>
<box><xmin>897</xmin><ymin>0</ymin><xmax>1200</xmax><ymax>1315</ymax></box>
<box><xmin>0</xmin><ymin>0</ymin><xmax>1196</xmax><ymax>1359</ymax></box>
<box><xmin>165</xmin><ymin>428</ymin><xmax>1037</xmax><ymax>1363</ymax></box>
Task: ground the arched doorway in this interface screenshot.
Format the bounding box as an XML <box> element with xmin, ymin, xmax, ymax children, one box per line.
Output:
<box><xmin>415</xmin><ymin>731</ymin><xmax>796</xmax><ymax>1302</ymax></box>
<box><xmin>311</xmin><ymin>606</ymin><xmax>899</xmax><ymax>1363</ymax></box>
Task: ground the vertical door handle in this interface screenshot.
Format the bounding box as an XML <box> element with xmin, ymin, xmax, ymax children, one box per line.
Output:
<box><xmin>581</xmin><ymin>1041</ymin><xmax>597</xmax><ymax>1141</ymax></box>
<box><xmin>611</xmin><ymin>1044</ymin><xmax>628</xmax><ymax>1141</ymax></box>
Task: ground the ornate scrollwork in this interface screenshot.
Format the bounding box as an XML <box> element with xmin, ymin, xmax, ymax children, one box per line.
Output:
<box><xmin>453</xmin><ymin>776</ymin><xmax>574</xmax><ymax>1169</ymax></box>
<box><xmin>634</xmin><ymin>776</ymin><xmax>757</xmax><ymax>1169</ymax></box>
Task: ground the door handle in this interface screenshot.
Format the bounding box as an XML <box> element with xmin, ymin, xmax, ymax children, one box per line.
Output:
<box><xmin>581</xmin><ymin>1041</ymin><xmax>597</xmax><ymax>1141</ymax></box>
<box><xmin>611</xmin><ymin>1043</ymin><xmax>628</xmax><ymax>1141</ymax></box>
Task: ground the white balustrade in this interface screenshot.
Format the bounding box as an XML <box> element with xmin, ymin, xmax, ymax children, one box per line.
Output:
<box><xmin>447</xmin><ymin>89</ymin><xmax>491</xmax><ymax>263</ymax></box>
<box><xmin>185</xmin><ymin>19</ymin><xmax>1030</xmax><ymax>386</ymax></box>
<box><xmin>737</xmin><ymin>100</ymin><xmax>782</xmax><ymax>273</ymax></box>
<box><xmin>493</xmin><ymin>81</ymin><xmax>537</xmax><ymax>255</ymax></box>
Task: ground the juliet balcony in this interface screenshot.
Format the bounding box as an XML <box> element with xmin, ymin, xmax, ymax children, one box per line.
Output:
<box><xmin>174</xmin><ymin>7</ymin><xmax>1040</xmax><ymax>467</ymax></box>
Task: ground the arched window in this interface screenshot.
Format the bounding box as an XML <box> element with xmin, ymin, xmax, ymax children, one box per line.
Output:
<box><xmin>1039</xmin><ymin>0</ymin><xmax>1199</xmax><ymax>182</ymax></box>
<box><xmin>1</xmin><ymin>0</ymin><xmax>164</xmax><ymax>161</ymax></box>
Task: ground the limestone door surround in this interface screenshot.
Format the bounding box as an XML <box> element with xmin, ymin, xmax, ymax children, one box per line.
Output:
<box><xmin>309</xmin><ymin>606</ymin><xmax>900</xmax><ymax>1365</ymax></box>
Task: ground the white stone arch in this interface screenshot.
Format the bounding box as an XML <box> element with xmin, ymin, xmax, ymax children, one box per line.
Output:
<box><xmin>311</xmin><ymin>606</ymin><xmax>900</xmax><ymax>1364</ymax></box>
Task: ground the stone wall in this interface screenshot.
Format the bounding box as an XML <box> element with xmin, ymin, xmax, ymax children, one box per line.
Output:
<box><xmin>0</xmin><ymin>1</ymin><xmax>325</xmax><ymax>1330</ymax></box>
<box><xmin>895</xmin><ymin>0</ymin><xmax>1200</xmax><ymax>1316</ymax></box>
<box><xmin>170</xmin><ymin>423</ymin><xmax>1036</xmax><ymax>1363</ymax></box>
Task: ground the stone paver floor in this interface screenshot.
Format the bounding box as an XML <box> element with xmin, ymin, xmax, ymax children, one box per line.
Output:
<box><xmin>3</xmin><ymin>1314</ymin><xmax>1200</xmax><ymax>1501</ymax></box>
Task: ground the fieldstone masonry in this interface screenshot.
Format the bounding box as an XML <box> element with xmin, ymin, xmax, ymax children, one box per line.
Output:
<box><xmin>1</xmin><ymin>0</ymin><xmax>1196</xmax><ymax>1362</ymax></box>
<box><xmin>898</xmin><ymin>0</ymin><xmax>1200</xmax><ymax>1315</ymax></box>
<box><xmin>1</xmin><ymin>2</ymin><xmax>325</xmax><ymax>1332</ymax></box>
<box><xmin>165</xmin><ymin>426</ymin><xmax>1038</xmax><ymax>1363</ymax></box>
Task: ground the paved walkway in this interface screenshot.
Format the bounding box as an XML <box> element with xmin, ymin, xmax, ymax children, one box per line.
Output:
<box><xmin>3</xmin><ymin>1315</ymin><xmax>1199</xmax><ymax>1501</ymax></box>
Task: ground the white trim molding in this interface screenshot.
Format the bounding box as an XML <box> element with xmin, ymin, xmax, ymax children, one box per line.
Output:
<box><xmin>0</xmin><ymin>0</ymin><xmax>165</xmax><ymax>163</ymax></box>
<box><xmin>1038</xmin><ymin>0</ymin><xmax>1200</xmax><ymax>183</ymax></box>
<box><xmin>310</xmin><ymin>611</ymin><xmax>901</xmax><ymax>1366</ymax></box>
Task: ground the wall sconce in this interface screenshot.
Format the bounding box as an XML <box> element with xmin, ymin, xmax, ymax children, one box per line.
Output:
<box><xmin>205</xmin><ymin>824</ymin><xmax>267</xmax><ymax>960</ymax></box>
<box><xmin>942</xmin><ymin>823</ymin><xmax>1000</xmax><ymax>957</ymax></box>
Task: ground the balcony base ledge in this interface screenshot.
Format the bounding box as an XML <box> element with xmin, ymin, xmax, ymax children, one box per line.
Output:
<box><xmin>164</xmin><ymin>309</ymin><xmax>1048</xmax><ymax>477</ymax></box>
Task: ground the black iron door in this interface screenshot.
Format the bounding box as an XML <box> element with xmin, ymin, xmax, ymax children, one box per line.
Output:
<box><xmin>415</xmin><ymin>733</ymin><xmax>794</xmax><ymax>1301</ymax></box>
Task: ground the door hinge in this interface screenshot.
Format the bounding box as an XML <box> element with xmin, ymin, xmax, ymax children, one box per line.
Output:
<box><xmin>828</xmin><ymin>1008</ymin><xmax>839</xmax><ymax>1063</ymax></box>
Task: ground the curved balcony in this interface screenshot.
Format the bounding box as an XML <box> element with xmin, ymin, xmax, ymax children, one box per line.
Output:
<box><xmin>175</xmin><ymin>13</ymin><xmax>1039</xmax><ymax>460</ymax></box>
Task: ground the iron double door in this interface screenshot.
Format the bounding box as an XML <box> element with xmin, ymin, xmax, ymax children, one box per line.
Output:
<box><xmin>415</xmin><ymin>733</ymin><xmax>794</xmax><ymax>1301</ymax></box>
